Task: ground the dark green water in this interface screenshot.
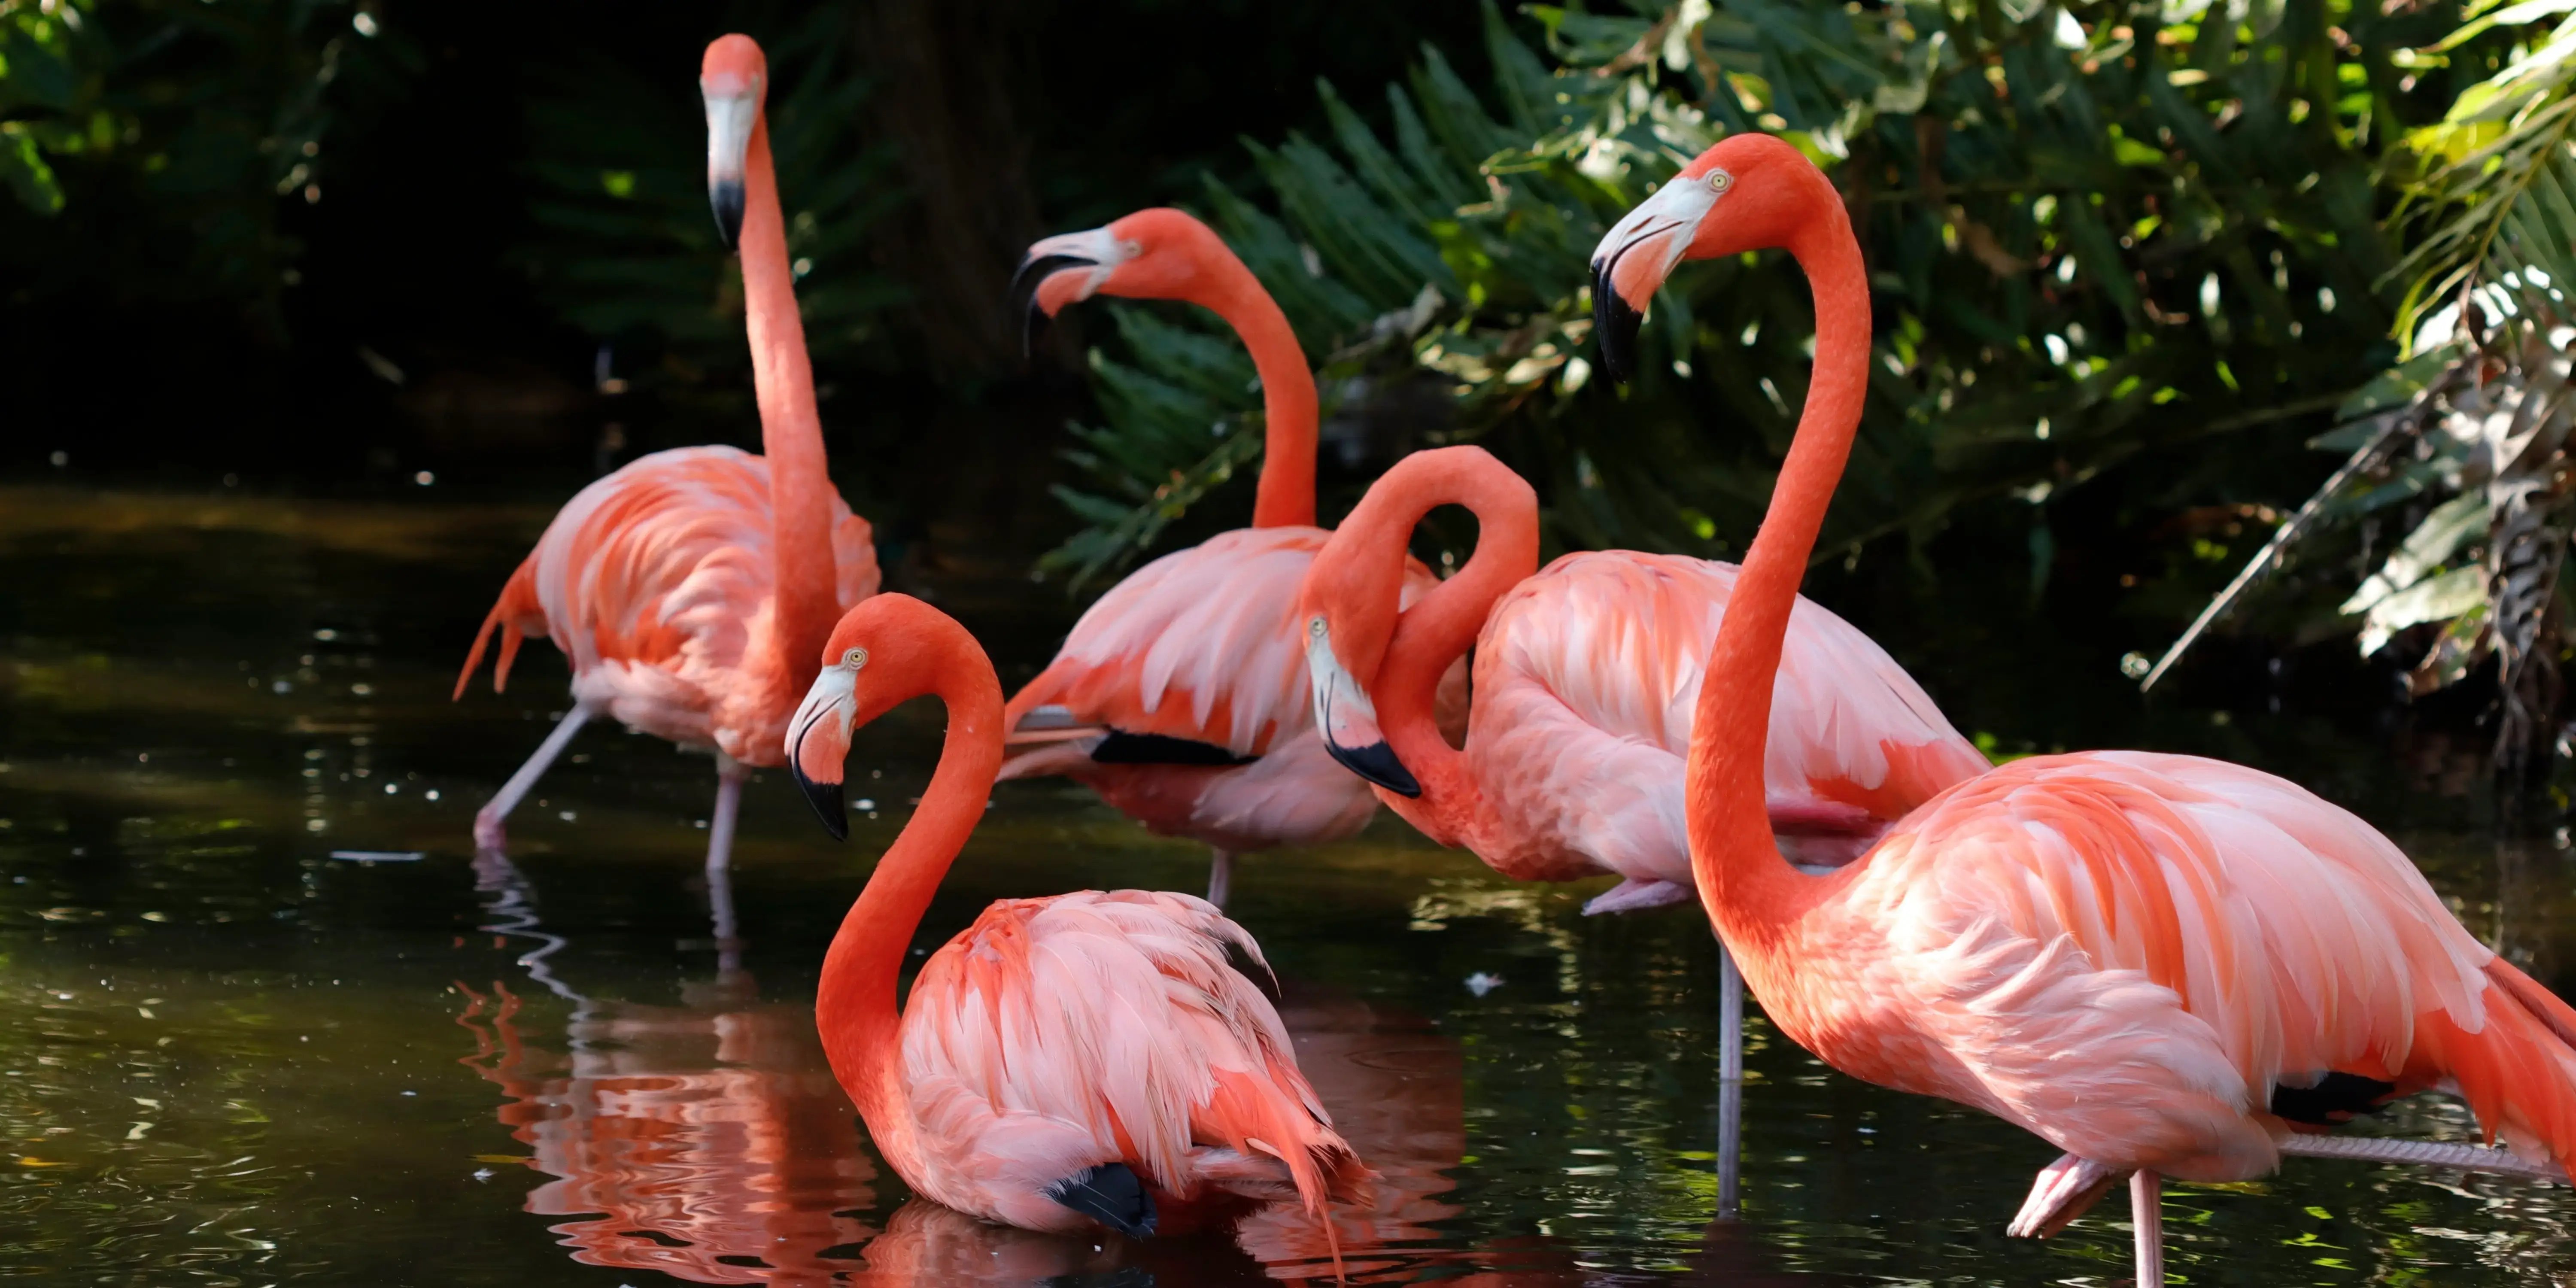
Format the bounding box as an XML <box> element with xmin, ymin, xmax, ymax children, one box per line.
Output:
<box><xmin>6</xmin><ymin>484</ymin><xmax>2576</xmax><ymax>1285</ymax></box>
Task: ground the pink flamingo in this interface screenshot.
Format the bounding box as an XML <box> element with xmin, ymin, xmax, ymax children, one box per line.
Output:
<box><xmin>781</xmin><ymin>592</ymin><xmax>1369</xmax><ymax>1240</ymax></box>
<box><xmin>1295</xmin><ymin>444</ymin><xmax>1985</xmax><ymax>912</ymax></box>
<box><xmin>1597</xmin><ymin>133</ymin><xmax>2576</xmax><ymax>1281</ymax></box>
<box><xmin>1002</xmin><ymin>209</ymin><xmax>1448</xmax><ymax>905</ymax></box>
<box><xmin>455</xmin><ymin>35</ymin><xmax>878</xmax><ymax>870</ymax></box>
<box><xmin>1294</xmin><ymin>442</ymin><xmax>1984</xmax><ymax>1211</ymax></box>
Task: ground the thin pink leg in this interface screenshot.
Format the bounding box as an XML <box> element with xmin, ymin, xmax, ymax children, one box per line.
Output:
<box><xmin>474</xmin><ymin>703</ymin><xmax>594</xmax><ymax>851</ymax></box>
<box><xmin>705</xmin><ymin>753</ymin><xmax>747</xmax><ymax>878</ymax></box>
<box><xmin>2132</xmin><ymin>1169</ymin><xmax>2163</xmax><ymax>1285</ymax></box>
<box><xmin>1206</xmin><ymin>849</ymin><xmax>1234</xmax><ymax>908</ymax></box>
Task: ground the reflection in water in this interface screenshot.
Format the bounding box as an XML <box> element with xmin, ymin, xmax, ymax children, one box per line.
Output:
<box><xmin>1238</xmin><ymin>991</ymin><xmax>1465</xmax><ymax>1282</ymax></box>
<box><xmin>455</xmin><ymin>855</ymin><xmax>875</xmax><ymax>1285</ymax></box>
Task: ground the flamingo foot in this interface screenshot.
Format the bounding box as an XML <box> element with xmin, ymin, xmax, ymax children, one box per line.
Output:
<box><xmin>2007</xmin><ymin>1153</ymin><xmax>2120</xmax><ymax>1239</ymax></box>
<box><xmin>1583</xmin><ymin>877</ymin><xmax>1694</xmax><ymax>915</ymax></box>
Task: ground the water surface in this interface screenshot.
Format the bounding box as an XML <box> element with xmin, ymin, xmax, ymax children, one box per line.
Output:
<box><xmin>6</xmin><ymin>484</ymin><xmax>2576</xmax><ymax>1285</ymax></box>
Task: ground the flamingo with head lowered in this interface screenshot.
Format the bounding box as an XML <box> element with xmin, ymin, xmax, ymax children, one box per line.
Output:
<box><xmin>782</xmin><ymin>592</ymin><xmax>1370</xmax><ymax>1242</ymax></box>
<box><xmin>1597</xmin><ymin>132</ymin><xmax>2576</xmax><ymax>1282</ymax></box>
<box><xmin>1001</xmin><ymin>210</ymin><xmax>1451</xmax><ymax>906</ymax></box>
<box><xmin>455</xmin><ymin>35</ymin><xmax>878</xmax><ymax>871</ymax></box>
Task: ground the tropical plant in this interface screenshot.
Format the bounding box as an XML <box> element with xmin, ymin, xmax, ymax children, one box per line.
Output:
<box><xmin>0</xmin><ymin>0</ymin><xmax>416</xmax><ymax>328</ymax></box>
<box><xmin>513</xmin><ymin>5</ymin><xmax>908</xmax><ymax>420</ymax></box>
<box><xmin>1037</xmin><ymin>0</ymin><xmax>2463</xmax><ymax>612</ymax></box>
<box><xmin>2147</xmin><ymin>0</ymin><xmax>2576</xmax><ymax>770</ymax></box>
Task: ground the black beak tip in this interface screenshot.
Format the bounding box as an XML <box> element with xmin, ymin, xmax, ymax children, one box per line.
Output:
<box><xmin>711</xmin><ymin>180</ymin><xmax>746</xmax><ymax>251</ymax></box>
<box><xmin>1591</xmin><ymin>260</ymin><xmax>1643</xmax><ymax>386</ymax></box>
<box><xmin>1325</xmin><ymin>738</ymin><xmax>1422</xmax><ymax>799</ymax></box>
<box><xmin>1008</xmin><ymin>254</ymin><xmax>1095</xmax><ymax>365</ymax></box>
<box><xmin>789</xmin><ymin>758</ymin><xmax>848</xmax><ymax>841</ymax></box>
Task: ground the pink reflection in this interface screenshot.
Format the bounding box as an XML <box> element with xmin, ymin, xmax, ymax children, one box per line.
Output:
<box><xmin>456</xmin><ymin>975</ymin><xmax>876</xmax><ymax>1285</ymax></box>
<box><xmin>1235</xmin><ymin>988</ymin><xmax>1466</xmax><ymax>1282</ymax></box>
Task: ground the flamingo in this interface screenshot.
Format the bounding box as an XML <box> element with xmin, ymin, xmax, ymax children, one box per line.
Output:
<box><xmin>780</xmin><ymin>592</ymin><xmax>1370</xmax><ymax>1240</ymax></box>
<box><xmin>1002</xmin><ymin>208</ymin><xmax>1451</xmax><ymax>906</ymax></box>
<box><xmin>1595</xmin><ymin>132</ymin><xmax>2576</xmax><ymax>1281</ymax></box>
<box><xmin>1294</xmin><ymin>442</ymin><xmax>1985</xmax><ymax>1212</ymax></box>
<box><xmin>454</xmin><ymin>34</ymin><xmax>878</xmax><ymax>871</ymax></box>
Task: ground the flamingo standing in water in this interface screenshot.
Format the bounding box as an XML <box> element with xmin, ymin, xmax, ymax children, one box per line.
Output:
<box><xmin>781</xmin><ymin>592</ymin><xmax>1368</xmax><ymax>1239</ymax></box>
<box><xmin>1002</xmin><ymin>210</ymin><xmax>1449</xmax><ymax>906</ymax></box>
<box><xmin>455</xmin><ymin>35</ymin><xmax>878</xmax><ymax>869</ymax></box>
<box><xmin>1295</xmin><ymin>443</ymin><xmax>1986</xmax><ymax>1208</ymax></box>
<box><xmin>1596</xmin><ymin>133</ymin><xmax>2576</xmax><ymax>1281</ymax></box>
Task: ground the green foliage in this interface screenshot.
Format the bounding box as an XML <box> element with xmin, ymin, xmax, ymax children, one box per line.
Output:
<box><xmin>515</xmin><ymin>6</ymin><xmax>907</xmax><ymax>413</ymax></box>
<box><xmin>2154</xmin><ymin>0</ymin><xmax>2576</xmax><ymax>766</ymax></box>
<box><xmin>1042</xmin><ymin>0</ymin><xmax>2439</xmax><ymax>597</ymax></box>
<box><xmin>0</xmin><ymin>0</ymin><xmax>416</xmax><ymax>327</ymax></box>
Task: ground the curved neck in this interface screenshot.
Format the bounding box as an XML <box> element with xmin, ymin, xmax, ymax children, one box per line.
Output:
<box><xmin>1686</xmin><ymin>207</ymin><xmax>1872</xmax><ymax>947</ymax></box>
<box><xmin>740</xmin><ymin>110</ymin><xmax>841</xmax><ymax>694</ymax></box>
<box><xmin>1195</xmin><ymin>261</ymin><xmax>1317</xmax><ymax>529</ymax></box>
<box><xmin>1372</xmin><ymin>462</ymin><xmax>1539</xmax><ymax>845</ymax></box>
<box><xmin>813</xmin><ymin>635</ymin><xmax>1005</xmax><ymax>1183</ymax></box>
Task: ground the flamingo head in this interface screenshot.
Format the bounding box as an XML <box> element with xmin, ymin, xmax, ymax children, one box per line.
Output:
<box><xmin>700</xmin><ymin>34</ymin><xmax>768</xmax><ymax>249</ymax></box>
<box><xmin>1011</xmin><ymin>208</ymin><xmax>1233</xmax><ymax>358</ymax></box>
<box><xmin>785</xmin><ymin>594</ymin><xmax>954</xmax><ymax>840</ymax></box>
<box><xmin>1589</xmin><ymin>133</ymin><xmax>1826</xmax><ymax>384</ymax></box>
<box><xmin>1293</xmin><ymin>528</ymin><xmax>1420</xmax><ymax>799</ymax></box>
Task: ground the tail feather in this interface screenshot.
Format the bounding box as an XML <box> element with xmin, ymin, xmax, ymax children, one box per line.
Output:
<box><xmin>2428</xmin><ymin>961</ymin><xmax>2576</xmax><ymax>1174</ymax></box>
<box><xmin>455</xmin><ymin>557</ymin><xmax>543</xmax><ymax>700</ymax></box>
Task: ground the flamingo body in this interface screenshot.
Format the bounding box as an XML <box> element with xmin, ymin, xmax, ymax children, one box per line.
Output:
<box><xmin>889</xmin><ymin>888</ymin><xmax>1364</xmax><ymax>1234</ymax></box>
<box><xmin>1003</xmin><ymin>527</ymin><xmax>1443</xmax><ymax>854</ymax></box>
<box><xmin>1586</xmin><ymin>134</ymin><xmax>2576</xmax><ymax>1265</ymax></box>
<box><xmin>790</xmin><ymin>594</ymin><xmax>1367</xmax><ymax>1242</ymax></box>
<box><xmin>460</xmin><ymin>445</ymin><xmax>879</xmax><ymax>765</ymax></box>
<box><xmin>1465</xmin><ymin>550</ymin><xmax>1986</xmax><ymax>884</ymax></box>
<box><xmin>1751</xmin><ymin>750</ymin><xmax>2576</xmax><ymax>1180</ymax></box>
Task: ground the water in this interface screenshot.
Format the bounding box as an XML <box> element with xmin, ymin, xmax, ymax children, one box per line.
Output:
<box><xmin>5</xmin><ymin>482</ymin><xmax>2576</xmax><ymax>1285</ymax></box>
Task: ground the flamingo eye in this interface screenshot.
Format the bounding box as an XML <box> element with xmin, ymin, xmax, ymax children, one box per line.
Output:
<box><xmin>841</xmin><ymin>647</ymin><xmax>868</xmax><ymax>669</ymax></box>
<box><xmin>1119</xmin><ymin>238</ymin><xmax>1143</xmax><ymax>260</ymax></box>
<box><xmin>1308</xmin><ymin>616</ymin><xmax>1327</xmax><ymax>640</ymax></box>
<box><xmin>1706</xmin><ymin>169</ymin><xmax>1733</xmax><ymax>193</ymax></box>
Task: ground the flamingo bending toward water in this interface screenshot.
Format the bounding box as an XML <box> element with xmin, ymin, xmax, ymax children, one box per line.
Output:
<box><xmin>455</xmin><ymin>35</ymin><xmax>877</xmax><ymax>869</ymax></box>
<box><xmin>1001</xmin><ymin>209</ymin><xmax>1450</xmax><ymax>905</ymax></box>
<box><xmin>1596</xmin><ymin>133</ymin><xmax>2576</xmax><ymax>1281</ymax></box>
<box><xmin>781</xmin><ymin>592</ymin><xmax>1368</xmax><ymax>1239</ymax></box>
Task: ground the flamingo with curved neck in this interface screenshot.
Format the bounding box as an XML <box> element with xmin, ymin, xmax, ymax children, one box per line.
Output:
<box><xmin>453</xmin><ymin>33</ymin><xmax>878</xmax><ymax>872</ymax></box>
<box><xmin>999</xmin><ymin>210</ymin><xmax>1443</xmax><ymax>905</ymax></box>
<box><xmin>1601</xmin><ymin>133</ymin><xmax>2576</xmax><ymax>1283</ymax></box>
<box><xmin>1297</xmin><ymin>445</ymin><xmax>1983</xmax><ymax>899</ymax></box>
<box><xmin>782</xmin><ymin>593</ymin><xmax>1366</xmax><ymax>1240</ymax></box>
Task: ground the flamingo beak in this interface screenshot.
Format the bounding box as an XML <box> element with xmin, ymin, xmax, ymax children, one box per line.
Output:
<box><xmin>1588</xmin><ymin>175</ymin><xmax>1719</xmax><ymax>384</ymax></box>
<box><xmin>1304</xmin><ymin>618</ymin><xmax>1419</xmax><ymax>798</ymax></box>
<box><xmin>1010</xmin><ymin>227</ymin><xmax>1128</xmax><ymax>359</ymax></box>
<box><xmin>702</xmin><ymin>78</ymin><xmax>761</xmax><ymax>249</ymax></box>
<box><xmin>785</xmin><ymin>653</ymin><xmax>862</xmax><ymax>841</ymax></box>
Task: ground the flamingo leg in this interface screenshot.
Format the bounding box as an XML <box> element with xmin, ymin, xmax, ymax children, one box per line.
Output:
<box><xmin>1716</xmin><ymin>938</ymin><xmax>1744</xmax><ymax>1219</ymax></box>
<box><xmin>706</xmin><ymin>752</ymin><xmax>748</xmax><ymax>878</ymax></box>
<box><xmin>2007</xmin><ymin>1153</ymin><xmax>2120</xmax><ymax>1239</ymax></box>
<box><xmin>707</xmin><ymin>821</ymin><xmax>745</xmax><ymax>979</ymax></box>
<box><xmin>473</xmin><ymin>702</ymin><xmax>595</xmax><ymax>851</ymax></box>
<box><xmin>2132</xmin><ymin>1169</ymin><xmax>2163</xmax><ymax>1285</ymax></box>
<box><xmin>1206</xmin><ymin>849</ymin><xmax>1234</xmax><ymax>908</ymax></box>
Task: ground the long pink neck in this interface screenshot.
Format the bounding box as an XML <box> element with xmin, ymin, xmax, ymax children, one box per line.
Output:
<box><xmin>1370</xmin><ymin>460</ymin><xmax>1539</xmax><ymax>848</ymax></box>
<box><xmin>740</xmin><ymin>109</ymin><xmax>841</xmax><ymax>697</ymax></box>
<box><xmin>1686</xmin><ymin>192</ymin><xmax>1872</xmax><ymax>952</ymax></box>
<box><xmin>812</xmin><ymin>624</ymin><xmax>1004</xmax><ymax>1186</ymax></box>
<box><xmin>1193</xmin><ymin>259</ymin><xmax>1317</xmax><ymax>529</ymax></box>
